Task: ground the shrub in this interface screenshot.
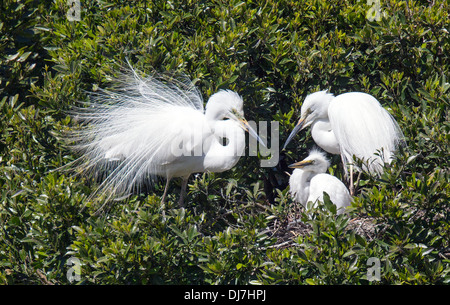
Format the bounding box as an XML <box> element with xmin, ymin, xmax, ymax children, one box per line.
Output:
<box><xmin>1</xmin><ymin>0</ymin><xmax>448</xmax><ymax>284</ymax></box>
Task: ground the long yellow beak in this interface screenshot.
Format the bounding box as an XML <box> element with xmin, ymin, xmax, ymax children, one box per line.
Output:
<box><xmin>233</xmin><ymin>111</ymin><xmax>267</xmax><ymax>148</ymax></box>
<box><xmin>283</xmin><ymin>116</ymin><xmax>307</xmax><ymax>150</ymax></box>
<box><xmin>288</xmin><ymin>159</ymin><xmax>314</xmax><ymax>168</ymax></box>
<box><xmin>239</xmin><ymin>118</ymin><xmax>267</xmax><ymax>148</ymax></box>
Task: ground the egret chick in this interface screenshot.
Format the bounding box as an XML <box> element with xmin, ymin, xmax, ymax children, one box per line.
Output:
<box><xmin>289</xmin><ymin>149</ymin><xmax>351</xmax><ymax>215</ymax></box>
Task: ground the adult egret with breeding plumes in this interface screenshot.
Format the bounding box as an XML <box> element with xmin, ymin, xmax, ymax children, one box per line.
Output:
<box><xmin>69</xmin><ymin>64</ymin><xmax>265</xmax><ymax>207</ymax></box>
<box><xmin>289</xmin><ymin>149</ymin><xmax>351</xmax><ymax>215</ymax></box>
<box><xmin>283</xmin><ymin>90</ymin><xmax>404</xmax><ymax>194</ymax></box>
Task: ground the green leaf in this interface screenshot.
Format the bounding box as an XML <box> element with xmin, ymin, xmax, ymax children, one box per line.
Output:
<box><xmin>18</xmin><ymin>51</ymin><xmax>32</xmax><ymax>62</ymax></box>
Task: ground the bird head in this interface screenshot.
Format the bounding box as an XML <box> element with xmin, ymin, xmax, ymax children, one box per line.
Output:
<box><xmin>283</xmin><ymin>90</ymin><xmax>334</xmax><ymax>150</ymax></box>
<box><xmin>206</xmin><ymin>90</ymin><xmax>243</xmax><ymax>120</ymax></box>
<box><xmin>206</xmin><ymin>90</ymin><xmax>266</xmax><ymax>147</ymax></box>
<box><xmin>288</xmin><ymin>149</ymin><xmax>330</xmax><ymax>174</ymax></box>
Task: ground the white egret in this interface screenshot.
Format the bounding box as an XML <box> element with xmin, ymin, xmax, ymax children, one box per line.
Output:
<box><xmin>283</xmin><ymin>90</ymin><xmax>404</xmax><ymax>193</ymax></box>
<box><xmin>69</xmin><ymin>65</ymin><xmax>264</xmax><ymax>207</ymax></box>
<box><xmin>289</xmin><ymin>149</ymin><xmax>351</xmax><ymax>215</ymax></box>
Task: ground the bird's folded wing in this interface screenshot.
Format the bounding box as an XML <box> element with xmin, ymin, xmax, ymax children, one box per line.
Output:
<box><xmin>329</xmin><ymin>93</ymin><xmax>404</xmax><ymax>174</ymax></box>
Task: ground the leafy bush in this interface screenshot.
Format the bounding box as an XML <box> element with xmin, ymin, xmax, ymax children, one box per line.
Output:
<box><xmin>0</xmin><ymin>0</ymin><xmax>448</xmax><ymax>284</ymax></box>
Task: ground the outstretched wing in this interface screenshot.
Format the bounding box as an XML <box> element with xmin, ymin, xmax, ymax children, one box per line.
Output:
<box><xmin>329</xmin><ymin>92</ymin><xmax>404</xmax><ymax>175</ymax></box>
<box><xmin>67</xmin><ymin>65</ymin><xmax>207</xmax><ymax>199</ymax></box>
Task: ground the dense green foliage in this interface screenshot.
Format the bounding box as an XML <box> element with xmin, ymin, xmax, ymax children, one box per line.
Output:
<box><xmin>0</xmin><ymin>0</ymin><xmax>448</xmax><ymax>284</ymax></box>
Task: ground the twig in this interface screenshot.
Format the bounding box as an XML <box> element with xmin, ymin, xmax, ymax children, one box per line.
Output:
<box><xmin>36</xmin><ymin>269</ymin><xmax>54</xmax><ymax>285</ymax></box>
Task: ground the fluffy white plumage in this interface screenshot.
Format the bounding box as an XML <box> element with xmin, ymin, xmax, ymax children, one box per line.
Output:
<box><xmin>68</xmin><ymin>65</ymin><xmax>261</xmax><ymax>206</ymax></box>
<box><xmin>283</xmin><ymin>90</ymin><xmax>405</xmax><ymax>176</ymax></box>
<box><xmin>289</xmin><ymin>149</ymin><xmax>351</xmax><ymax>215</ymax></box>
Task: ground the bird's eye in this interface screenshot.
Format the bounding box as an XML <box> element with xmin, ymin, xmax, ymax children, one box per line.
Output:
<box><xmin>231</xmin><ymin>108</ymin><xmax>242</xmax><ymax>117</ymax></box>
<box><xmin>221</xmin><ymin>137</ymin><xmax>229</xmax><ymax>146</ymax></box>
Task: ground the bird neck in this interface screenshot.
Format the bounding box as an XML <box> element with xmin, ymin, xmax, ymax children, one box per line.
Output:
<box><xmin>290</xmin><ymin>169</ymin><xmax>315</xmax><ymax>205</ymax></box>
<box><xmin>203</xmin><ymin>120</ymin><xmax>245</xmax><ymax>172</ymax></box>
<box><xmin>311</xmin><ymin>119</ymin><xmax>340</xmax><ymax>155</ymax></box>
<box><xmin>300</xmin><ymin>169</ymin><xmax>314</xmax><ymax>185</ymax></box>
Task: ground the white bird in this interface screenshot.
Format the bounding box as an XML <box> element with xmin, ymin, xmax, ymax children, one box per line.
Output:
<box><xmin>69</xmin><ymin>65</ymin><xmax>264</xmax><ymax>207</ymax></box>
<box><xmin>283</xmin><ymin>90</ymin><xmax>405</xmax><ymax>193</ymax></box>
<box><xmin>289</xmin><ymin>149</ymin><xmax>351</xmax><ymax>215</ymax></box>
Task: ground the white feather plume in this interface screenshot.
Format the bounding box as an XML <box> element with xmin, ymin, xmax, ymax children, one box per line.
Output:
<box><xmin>67</xmin><ymin>65</ymin><xmax>208</xmax><ymax>200</ymax></box>
<box><xmin>328</xmin><ymin>92</ymin><xmax>405</xmax><ymax>175</ymax></box>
